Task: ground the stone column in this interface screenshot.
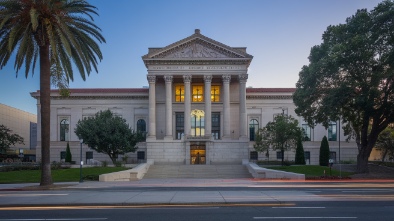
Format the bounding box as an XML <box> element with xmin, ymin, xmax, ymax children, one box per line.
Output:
<box><xmin>183</xmin><ymin>75</ymin><xmax>192</xmax><ymax>137</ymax></box>
<box><xmin>222</xmin><ymin>75</ymin><xmax>231</xmax><ymax>138</ymax></box>
<box><xmin>147</xmin><ymin>75</ymin><xmax>156</xmax><ymax>139</ymax></box>
<box><xmin>204</xmin><ymin>75</ymin><xmax>212</xmax><ymax>137</ymax></box>
<box><xmin>239</xmin><ymin>74</ymin><xmax>248</xmax><ymax>138</ymax></box>
<box><xmin>164</xmin><ymin>75</ymin><xmax>173</xmax><ymax>140</ymax></box>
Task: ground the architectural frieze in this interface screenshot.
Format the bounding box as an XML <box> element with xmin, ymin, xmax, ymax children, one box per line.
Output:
<box><xmin>246</xmin><ymin>95</ymin><xmax>293</xmax><ymax>100</ymax></box>
<box><xmin>51</xmin><ymin>96</ymin><xmax>149</xmax><ymax>100</ymax></box>
<box><xmin>144</xmin><ymin>59</ymin><xmax>251</xmax><ymax>66</ymax></box>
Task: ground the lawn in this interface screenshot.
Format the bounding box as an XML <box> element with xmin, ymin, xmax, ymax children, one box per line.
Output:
<box><xmin>0</xmin><ymin>167</ymin><xmax>128</xmax><ymax>184</ymax></box>
<box><xmin>266</xmin><ymin>165</ymin><xmax>353</xmax><ymax>178</ymax></box>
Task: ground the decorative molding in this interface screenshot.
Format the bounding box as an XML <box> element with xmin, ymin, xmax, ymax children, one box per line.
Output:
<box><xmin>238</xmin><ymin>74</ymin><xmax>248</xmax><ymax>83</ymax></box>
<box><xmin>203</xmin><ymin>75</ymin><xmax>212</xmax><ymax>83</ymax></box>
<box><xmin>147</xmin><ymin>75</ymin><xmax>156</xmax><ymax>83</ymax></box>
<box><xmin>52</xmin><ymin>96</ymin><xmax>148</xmax><ymax>100</ymax></box>
<box><xmin>144</xmin><ymin>59</ymin><xmax>251</xmax><ymax>66</ymax></box>
<box><xmin>164</xmin><ymin>75</ymin><xmax>173</xmax><ymax>83</ymax></box>
<box><xmin>222</xmin><ymin>75</ymin><xmax>231</xmax><ymax>83</ymax></box>
<box><xmin>153</xmin><ymin>39</ymin><xmax>243</xmax><ymax>59</ymax></box>
<box><xmin>246</xmin><ymin>95</ymin><xmax>293</xmax><ymax>100</ymax></box>
<box><xmin>183</xmin><ymin>75</ymin><xmax>192</xmax><ymax>83</ymax></box>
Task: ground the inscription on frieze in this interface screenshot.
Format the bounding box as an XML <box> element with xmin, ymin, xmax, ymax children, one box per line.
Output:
<box><xmin>149</xmin><ymin>65</ymin><xmax>246</xmax><ymax>71</ymax></box>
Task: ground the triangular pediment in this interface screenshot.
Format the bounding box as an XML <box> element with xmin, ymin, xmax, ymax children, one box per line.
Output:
<box><xmin>142</xmin><ymin>29</ymin><xmax>253</xmax><ymax>60</ymax></box>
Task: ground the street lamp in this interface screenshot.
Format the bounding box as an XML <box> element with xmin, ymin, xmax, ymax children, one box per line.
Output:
<box><xmin>79</xmin><ymin>139</ymin><xmax>83</xmax><ymax>183</ymax></box>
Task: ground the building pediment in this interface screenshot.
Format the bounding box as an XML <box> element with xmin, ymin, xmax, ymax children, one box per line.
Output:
<box><xmin>142</xmin><ymin>29</ymin><xmax>253</xmax><ymax>66</ymax></box>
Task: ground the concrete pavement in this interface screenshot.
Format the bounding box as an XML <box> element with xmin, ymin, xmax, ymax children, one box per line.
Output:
<box><xmin>1</xmin><ymin>178</ymin><xmax>394</xmax><ymax>207</ymax></box>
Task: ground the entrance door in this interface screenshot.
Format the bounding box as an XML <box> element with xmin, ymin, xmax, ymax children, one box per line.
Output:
<box><xmin>190</xmin><ymin>145</ymin><xmax>206</xmax><ymax>165</ymax></box>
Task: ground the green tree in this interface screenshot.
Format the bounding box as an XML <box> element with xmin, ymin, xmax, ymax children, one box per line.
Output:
<box><xmin>319</xmin><ymin>136</ymin><xmax>330</xmax><ymax>166</ymax></box>
<box><xmin>65</xmin><ymin>142</ymin><xmax>72</xmax><ymax>163</ymax></box>
<box><xmin>74</xmin><ymin>110</ymin><xmax>144</xmax><ymax>164</ymax></box>
<box><xmin>0</xmin><ymin>0</ymin><xmax>105</xmax><ymax>186</ymax></box>
<box><xmin>0</xmin><ymin>125</ymin><xmax>24</xmax><ymax>153</ymax></box>
<box><xmin>260</xmin><ymin>115</ymin><xmax>301</xmax><ymax>165</ymax></box>
<box><xmin>375</xmin><ymin>127</ymin><xmax>394</xmax><ymax>162</ymax></box>
<box><xmin>253</xmin><ymin>127</ymin><xmax>272</xmax><ymax>160</ymax></box>
<box><xmin>295</xmin><ymin>136</ymin><xmax>306</xmax><ymax>165</ymax></box>
<box><xmin>293</xmin><ymin>1</ymin><xmax>394</xmax><ymax>173</ymax></box>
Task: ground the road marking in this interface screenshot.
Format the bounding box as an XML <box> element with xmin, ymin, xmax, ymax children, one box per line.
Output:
<box><xmin>271</xmin><ymin>207</ymin><xmax>325</xmax><ymax>209</ymax></box>
<box><xmin>253</xmin><ymin>217</ymin><xmax>357</xmax><ymax>219</ymax></box>
<box><xmin>0</xmin><ymin>219</ymin><xmax>107</xmax><ymax>221</ymax></box>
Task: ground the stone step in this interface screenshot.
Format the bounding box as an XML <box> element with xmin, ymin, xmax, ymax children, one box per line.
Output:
<box><xmin>144</xmin><ymin>165</ymin><xmax>252</xmax><ymax>179</ymax></box>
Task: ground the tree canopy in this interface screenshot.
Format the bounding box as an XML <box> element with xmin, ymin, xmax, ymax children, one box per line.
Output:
<box><xmin>254</xmin><ymin>115</ymin><xmax>301</xmax><ymax>165</ymax></box>
<box><xmin>375</xmin><ymin>127</ymin><xmax>394</xmax><ymax>162</ymax></box>
<box><xmin>0</xmin><ymin>0</ymin><xmax>105</xmax><ymax>186</ymax></box>
<box><xmin>0</xmin><ymin>125</ymin><xmax>24</xmax><ymax>153</ymax></box>
<box><xmin>293</xmin><ymin>0</ymin><xmax>394</xmax><ymax>173</ymax></box>
<box><xmin>74</xmin><ymin>110</ymin><xmax>144</xmax><ymax>164</ymax></box>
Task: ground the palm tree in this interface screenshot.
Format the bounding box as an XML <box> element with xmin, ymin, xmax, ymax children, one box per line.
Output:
<box><xmin>0</xmin><ymin>0</ymin><xmax>105</xmax><ymax>186</ymax></box>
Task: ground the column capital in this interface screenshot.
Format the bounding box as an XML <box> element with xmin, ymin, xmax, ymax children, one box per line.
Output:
<box><xmin>183</xmin><ymin>75</ymin><xmax>192</xmax><ymax>83</ymax></box>
<box><xmin>164</xmin><ymin>75</ymin><xmax>173</xmax><ymax>83</ymax></box>
<box><xmin>222</xmin><ymin>75</ymin><xmax>231</xmax><ymax>83</ymax></box>
<box><xmin>204</xmin><ymin>75</ymin><xmax>212</xmax><ymax>83</ymax></box>
<box><xmin>147</xmin><ymin>75</ymin><xmax>156</xmax><ymax>83</ymax></box>
<box><xmin>238</xmin><ymin>74</ymin><xmax>248</xmax><ymax>83</ymax></box>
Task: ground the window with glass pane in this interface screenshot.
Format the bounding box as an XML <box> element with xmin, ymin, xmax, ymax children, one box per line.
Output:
<box><xmin>211</xmin><ymin>86</ymin><xmax>220</xmax><ymax>102</ymax></box>
<box><xmin>192</xmin><ymin>85</ymin><xmax>204</xmax><ymax>102</ymax></box>
<box><xmin>328</xmin><ymin>122</ymin><xmax>337</xmax><ymax>141</ymax></box>
<box><xmin>175</xmin><ymin>85</ymin><xmax>184</xmax><ymax>102</ymax></box>
<box><xmin>191</xmin><ymin>111</ymin><xmax>205</xmax><ymax>137</ymax></box>
<box><xmin>302</xmin><ymin>124</ymin><xmax>311</xmax><ymax>141</ymax></box>
<box><xmin>60</xmin><ymin>119</ymin><xmax>69</xmax><ymax>141</ymax></box>
<box><xmin>249</xmin><ymin>119</ymin><xmax>259</xmax><ymax>141</ymax></box>
<box><xmin>276</xmin><ymin>151</ymin><xmax>283</xmax><ymax>159</ymax></box>
<box><xmin>176</xmin><ymin>113</ymin><xmax>184</xmax><ymax>139</ymax></box>
<box><xmin>212</xmin><ymin>112</ymin><xmax>220</xmax><ymax>139</ymax></box>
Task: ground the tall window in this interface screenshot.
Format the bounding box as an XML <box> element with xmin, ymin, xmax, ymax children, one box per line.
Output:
<box><xmin>175</xmin><ymin>85</ymin><xmax>184</xmax><ymax>102</ymax></box>
<box><xmin>137</xmin><ymin>119</ymin><xmax>146</xmax><ymax>140</ymax></box>
<box><xmin>191</xmin><ymin>109</ymin><xmax>205</xmax><ymax>137</ymax></box>
<box><xmin>192</xmin><ymin>85</ymin><xmax>204</xmax><ymax>102</ymax></box>
<box><xmin>211</xmin><ymin>86</ymin><xmax>220</xmax><ymax>102</ymax></box>
<box><xmin>212</xmin><ymin>112</ymin><xmax>220</xmax><ymax>139</ymax></box>
<box><xmin>137</xmin><ymin>119</ymin><xmax>146</xmax><ymax>133</ymax></box>
<box><xmin>302</xmin><ymin>124</ymin><xmax>311</xmax><ymax>141</ymax></box>
<box><xmin>60</xmin><ymin>119</ymin><xmax>69</xmax><ymax>141</ymax></box>
<box><xmin>249</xmin><ymin>119</ymin><xmax>259</xmax><ymax>141</ymax></box>
<box><xmin>176</xmin><ymin>113</ymin><xmax>184</xmax><ymax>139</ymax></box>
<box><xmin>328</xmin><ymin>122</ymin><xmax>337</xmax><ymax>141</ymax></box>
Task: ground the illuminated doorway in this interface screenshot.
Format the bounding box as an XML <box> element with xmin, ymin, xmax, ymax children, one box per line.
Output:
<box><xmin>190</xmin><ymin>144</ymin><xmax>206</xmax><ymax>165</ymax></box>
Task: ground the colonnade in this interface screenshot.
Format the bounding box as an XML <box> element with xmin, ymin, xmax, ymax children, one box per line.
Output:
<box><xmin>147</xmin><ymin>74</ymin><xmax>248</xmax><ymax>140</ymax></box>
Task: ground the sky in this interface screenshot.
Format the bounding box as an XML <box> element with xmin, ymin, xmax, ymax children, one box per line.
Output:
<box><xmin>0</xmin><ymin>0</ymin><xmax>384</xmax><ymax>115</ymax></box>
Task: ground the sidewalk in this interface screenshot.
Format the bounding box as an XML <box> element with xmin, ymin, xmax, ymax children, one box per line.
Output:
<box><xmin>1</xmin><ymin>178</ymin><xmax>394</xmax><ymax>207</ymax></box>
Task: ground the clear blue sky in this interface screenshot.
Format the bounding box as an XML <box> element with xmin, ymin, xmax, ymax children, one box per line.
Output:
<box><xmin>0</xmin><ymin>0</ymin><xmax>383</xmax><ymax>114</ymax></box>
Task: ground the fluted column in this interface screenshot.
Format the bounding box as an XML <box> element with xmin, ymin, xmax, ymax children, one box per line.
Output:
<box><xmin>204</xmin><ymin>75</ymin><xmax>212</xmax><ymax>136</ymax></box>
<box><xmin>183</xmin><ymin>75</ymin><xmax>192</xmax><ymax>137</ymax></box>
<box><xmin>147</xmin><ymin>75</ymin><xmax>156</xmax><ymax>139</ymax></box>
<box><xmin>222</xmin><ymin>75</ymin><xmax>231</xmax><ymax>138</ymax></box>
<box><xmin>239</xmin><ymin>74</ymin><xmax>248</xmax><ymax>138</ymax></box>
<box><xmin>164</xmin><ymin>75</ymin><xmax>173</xmax><ymax>140</ymax></box>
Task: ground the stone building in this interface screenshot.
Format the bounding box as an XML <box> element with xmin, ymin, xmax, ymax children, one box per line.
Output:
<box><xmin>31</xmin><ymin>30</ymin><xmax>359</xmax><ymax>165</ymax></box>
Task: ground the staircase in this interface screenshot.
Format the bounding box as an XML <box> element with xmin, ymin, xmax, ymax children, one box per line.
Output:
<box><xmin>143</xmin><ymin>164</ymin><xmax>252</xmax><ymax>179</ymax></box>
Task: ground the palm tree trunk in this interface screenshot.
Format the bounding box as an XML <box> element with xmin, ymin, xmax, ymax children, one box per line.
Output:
<box><xmin>39</xmin><ymin>44</ymin><xmax>53</xmax><ymax>186</ymax></box>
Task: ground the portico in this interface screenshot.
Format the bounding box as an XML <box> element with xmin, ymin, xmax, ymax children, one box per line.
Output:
<box><xmin>142</xmin><ymin>29</ymin><xmax>253</xmax><ymax>164</ymax></box>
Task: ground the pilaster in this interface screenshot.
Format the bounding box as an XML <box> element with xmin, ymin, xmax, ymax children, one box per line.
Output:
<box><xmin>239</xmin><ymin>74</ymin><xmax>248</xmax><ymax>139</ymax></box>
<box><xmin>164</xmin><ymin>75</ymin><xmax>173</xmax><ymax>140</ymax></box>
<box><xmin>204</xmin><ymin>75</ymin><xmax>212</xmax><ymax>136</ymax></box>
<box><xmin>183</xmin><ymin>75</ymin><xmax>192</xmax><ymax>137</ymax></box>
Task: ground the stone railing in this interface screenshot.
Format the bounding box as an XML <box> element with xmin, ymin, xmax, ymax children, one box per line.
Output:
<box><xmin>99</xmin><ymin>163</ymin><xmax>150</xmax><ymax>182</ymax></box>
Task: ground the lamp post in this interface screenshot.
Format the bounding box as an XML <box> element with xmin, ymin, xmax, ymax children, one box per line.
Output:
<box><xmin>79</xmin><ymin>139</ymin><xmax>83</xmax><ymax>183</ymax></box>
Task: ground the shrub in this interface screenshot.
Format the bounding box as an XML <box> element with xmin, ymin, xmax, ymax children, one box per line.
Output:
<box><xmin>102</xmin><ymin>161</ymin><xmax>108</xmax><ymax>167</ymax></box>
<box><xmin>295</xmin><ymin>136</ymin><xmax>306</xmax><ymax>165</ymax></box>
<box><xmin>65</xmin><ymin>142</ymin><xmax>72</xmax><ymax>163</ymax></box>
<box><xmin>319</xmin><ymin>136</ymin><xmax>330</xmax><ymax>166</ymax></box>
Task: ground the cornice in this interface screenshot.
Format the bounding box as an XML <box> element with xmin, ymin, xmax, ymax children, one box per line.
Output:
<box><xmin>144</xmin><ymin>59</ymin><xmax>251</xmax><ymax>66</ymax></box>
<box><xmin>51</xmin><ymin>95</ymin><xmax>149</xmax><ymax>100</ymax></box>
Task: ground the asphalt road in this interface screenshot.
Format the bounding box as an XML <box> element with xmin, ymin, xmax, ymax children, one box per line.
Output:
<box><xmin>0</xmin><ymin>201</ymin><xmax>393</xmax><ymax>221</ymax></box>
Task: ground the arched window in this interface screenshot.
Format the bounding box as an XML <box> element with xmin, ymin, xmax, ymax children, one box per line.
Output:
<box><xmin>60</xmin><ymin>119</ymin><xmax>69</xmax><ymax>141</ymax></box>
<box><xmin>137</xmin><ymin>119</ymin><xmax>146</xmax><ymax>133</ymax></box>
<box><xmin>249</xmin><ymin>119</ymin><xmax>259</xmax><ymax>141</ymax></box>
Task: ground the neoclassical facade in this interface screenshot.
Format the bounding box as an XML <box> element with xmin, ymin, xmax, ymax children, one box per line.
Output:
<box><xmin>31</xmin><ymin>30</ymin><xmax>359</xmax><ymax>165</ymax></box>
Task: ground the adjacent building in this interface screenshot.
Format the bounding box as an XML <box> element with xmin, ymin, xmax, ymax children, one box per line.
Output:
<box><xmin>31</xmin><ymin>30</ymin><xmax>359</xmax><ymax>165</ymax></box>
<box><xmin>0</xmin><ymin>103</ymin><xmax>37</xmax><ymax>161</ymax></box>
